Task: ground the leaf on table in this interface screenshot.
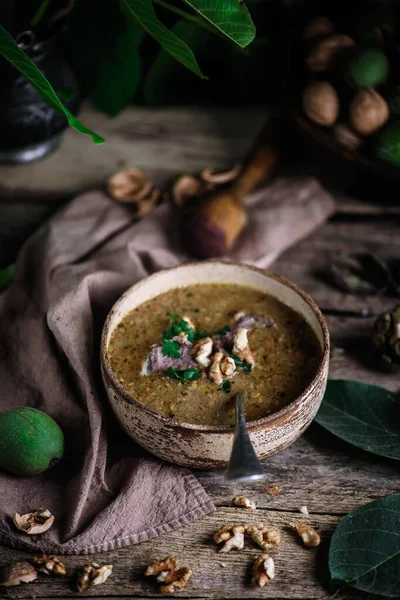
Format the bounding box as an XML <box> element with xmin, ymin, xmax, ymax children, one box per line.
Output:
<box><xmin>0</xmin><ymin>265</ymin><xmax>14</xmax><ymax>290</ymax></box>
<box><xmin>315</xmin><ymin>380</ymin><xmax>400</xmax><ymax>460</ymax></box>
<box><xmin>329</xmin><ymin>494</ymin><xmax>400</xmax><ymax>597</ymax></box>
<box><xmin>120</xmin><ymin>0</ymin><xmax>205</xmax><ymax>78</ymax></box>
<box><xmin>0</xmin><ymin>24</ymin><xmax>104</xmax><ymax>144</ymax></box>
<box><xmin>182</xmin><ymin>0</ymin><xmax>256</xmax><ymax>48</ymax></box>
<box><xmin>91</xmin><ymin>21</ymin><xmax>144</xmax><ymax>116</ymax></box>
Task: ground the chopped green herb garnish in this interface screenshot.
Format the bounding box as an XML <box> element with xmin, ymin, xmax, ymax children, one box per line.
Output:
<box><xmin>165</xmin><ymin>367</ymin><xmax>201</xmax><ymax>384</ymax></box>
<box><xmin>162</xmin><ymin>339</ymin><xmax>181</xmax><ymax>358</ymax></box>
<box><xmin>194</xmin><ymin>329</ymin><xmax>210</xmax><ymax>341</ymax></box>
<box><xmin>215</xmin><ymin>325</ymin><xmax>231</xmax><ymax>336</ymax></box>
<box><xmin>164</xmin><ymin>312</ymin><xmax>195</xmax><ymax>342</ymax></box>
<box><xmin>243</xmin><ymin>363</ymin><xmax>253</xmax><ymax>374</ymax></box>
<box><xmin>220</xmin><ymin>380</ymin><xmax>231</xmax><ymax>393</ymax></box>
<box><xmin>229</xmin><ymin>354</ymin><xmax>245</xmax><ymax>367</ymax></box>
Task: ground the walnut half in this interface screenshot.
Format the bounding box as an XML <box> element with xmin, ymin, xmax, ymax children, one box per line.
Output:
<box><xmin>213</xmin><ymin>524</ymin><xmax>248</xmax><ymax>552</ymax></box>
<box><xmin>232</xmin><ymin>496</ymin><xmax>256</xmax><ymax>510</ymax></box>
<box><xmin>192</xmin><ymin>337</ymin><xmax>213</xmax><ymax>368</ymax></box>
<box><xmin>251</xmin><ymin>554</ymin><xmax>275</xmax><ymax>587</ymax></box>
<box><xmin>232</xmin><ymin>328</ymin><xmax>254</xmax><ymax>365</ymax></box>
<box><xmin>145</xmin><ymin>557</ymin><xmax>192</xmax><ymax>594</ymax></box>
<box><xmin>0</xmin><ymin>562</ymin><xmax>38</xmax><ymax>587</ymax></box>
<box><xmin>250</xmin><ymin>526</ymin><xmax>281</xmax><ymax>551</ymax></box>
<box><xmin>289</xmin><ymin>521</ymin><xmax>321</xmax><ymax>548</ymax></box>
<box><xmin>76</xmin><ymin>563</ymin><xmax>113</xmax><ymax>592</ymax></box>
<box><xmin>32</xmin><ymin>555</ymin><xmax>67</xmax><ymax>576</ymax></box>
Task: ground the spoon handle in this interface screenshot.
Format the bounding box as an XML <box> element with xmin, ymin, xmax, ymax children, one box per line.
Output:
<box><xmin>225</xmin><ymin>393</ymin><xmax>265</xmax><ymax>482</ymax></box>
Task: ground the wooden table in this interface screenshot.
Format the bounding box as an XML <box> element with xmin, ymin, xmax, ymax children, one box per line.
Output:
<box><xmin>0</xmin><ymin>105</ymin><xmax>399</xmax><ymax>600</ymax></box>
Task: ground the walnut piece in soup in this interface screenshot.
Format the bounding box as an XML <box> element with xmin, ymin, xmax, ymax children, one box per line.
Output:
<box><xmin>107</xmin><ymin>284</ymin><xmax>321</xmax><ymax>426</ymax></box>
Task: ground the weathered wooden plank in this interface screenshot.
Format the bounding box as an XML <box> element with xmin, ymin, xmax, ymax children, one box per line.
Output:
<box><xmin>0</xmin><ymin>508</ymin><xmax>368</xmax><ymax>599</ymax></box>
<box><xmin>0</xmin><ymin>105</ymin><xmax>265</xmax><ymax>200</ymax></box>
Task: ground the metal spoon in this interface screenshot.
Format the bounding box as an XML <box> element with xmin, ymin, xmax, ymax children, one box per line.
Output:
<box><xmin>225</xmin><ymin>392</ymin><xmax>265</xmax><ymax>482</ymax></box>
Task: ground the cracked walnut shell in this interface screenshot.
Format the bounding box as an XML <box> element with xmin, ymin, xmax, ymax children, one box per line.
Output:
<box><xmin>289</xmin><ymin>521</ymin><xmax>321</xmax><ymax>548</ymax></box>
<box><xmin>251</xmin><ymin>554</ymin><xmax>275</xmax><ymax>587</ymax></box>
<box><xmin>31</xmin><ymin>555</ymin><xmax>67</xmax><ymax>576</ymax></box>
<box><xmin>0</xmin><ymin>562</ymin><xmax>38</xmax><ymax>587</ymax></box>
<box><xmin>13</xmin><ymin>507</ymin><xmax>54</xmax><ymax>535</ymax></box>
<box><xmin>250</xmin><ymin>526</ymin><xmax>281</xmax><ymax>551</ymax></box>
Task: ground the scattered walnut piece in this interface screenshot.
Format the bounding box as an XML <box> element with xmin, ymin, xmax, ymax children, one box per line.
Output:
<box><xmin>0</xmin><ymin>562</ymin><xmax>38</xmax><ymax>587</ymax></box>
<box><xmin>169</xmin><ymin>173</ymin><xmax>211</xmax><ymax>207</ymax></box>
<box><xmin>32</xmin><ymin>555</ymin><xmax>67</xmax><ymax>576</ymax></box>
<box><xmin>299</xmin><ymin>505</ymin><xmax>309</xmax><ymax>516</ymax></box>
<box><xmin>289</xmin><ymin>522</ymin><xmax>321</xmax><ymax>548</ymax></box>
<box><xmin>208</xmin><ymin>351</ymin><xmax>224</xmax><ymax>385</ymax></box>
<box><xmin>232</xmin><ymin>327</ymin><xmax>254</xmax><ymax>365</ymax></box>
<box><xmin>250</xmin><ymin>526</ymin><xmax>281</xmax><ymax>551</ymax></box>
<box><xmin>213</xmin><ymin>524</ymin><xmax>248</xmax><ymax>552</ymax></box>
<box><xmin>232</xmin><ymin>496</ymin><xmax>256</xmax><ymax>510</ymax></box>
<box><xmin>13</xmin><ymin>507</ymin><xmax>54</xmax><ymax>535</ymax></box>
<box><xmin>251</xmin><ymin>554</ymin><xmax>275</xmax><ymax>587</ymax></box>
<box><xmin>160</xmin><ymin>567</ymin><xmax>192</xmax><ymax>594</ymax></box>
<box><xmin>107</xmin><ymin>168</ymin><xmax>160</xmax><ymax>217</ymax></box>
<box><xmin>265</xmin><ymin>486</ymin><xmax>282</xmax><ymax>496</ymax></box>
<box><xmin>221</xmin><ymin>356</ymin><xmax>236</xmax><ymax>378</ymax></box>
<box><xmin>76</xmin><ymin>562</ymin><xmax>113</xmax><ymax>592</ymax></box>
<box><xmin>200</xmin><ymin>164</ymin><xmax>242</xmax><ymax>184</ymax></box>
<box><xmin>192</xmin><ymin>337</ymin><xmax>213</xmax><ymax>368</ymax></box>
<box><xmin>145</xmin><ymin>557</ymin><xmax>191</xmax><ymax>594</ymax></box>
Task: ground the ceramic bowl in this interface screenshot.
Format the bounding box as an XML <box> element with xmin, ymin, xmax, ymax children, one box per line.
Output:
<box><xmin>101</xmin><ymin>262</ymin><xmax>330</xmax><ymax>469</ymax></box>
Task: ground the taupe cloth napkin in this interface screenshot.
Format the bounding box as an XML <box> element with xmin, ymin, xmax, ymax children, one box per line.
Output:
<box><xmin>0</xmin><ymin>177</ymin><xmax>334</xmax><ymax>554</ymax></box>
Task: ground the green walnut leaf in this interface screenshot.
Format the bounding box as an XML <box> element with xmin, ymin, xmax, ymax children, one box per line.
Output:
<box><xmin>315</xmin><ymin>380</ymin><xmax>400</xmax><ymax>460</ymax></box>
<box><xmin>120</xmin><ymin>0</ymin><xmax>205</xmax><ymax>78</ymax></box>
<box><xmin>91</xmin><ymin>21</ymin><xmax>144</xmax><ymax>116</ymax></box>
<box><xmin>329</xmin><ymin>494</ymin><xmax>400</xmax><ymax>597</ymax></box>
<box><xmin>0</xmin><ymin>24</ymin><xmax>104</xmax><ymax>144</ymax></box>
<box><xmin>182</xmin><ymin>0</ymin><xmax>256</xmax><ymax>48</ymax></box>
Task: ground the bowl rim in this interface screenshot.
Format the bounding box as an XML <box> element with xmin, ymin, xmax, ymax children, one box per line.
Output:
<box><xmin>101</xmin><ymin>261</ymin><xmax>330</xmax><ymax>433</ymax></box>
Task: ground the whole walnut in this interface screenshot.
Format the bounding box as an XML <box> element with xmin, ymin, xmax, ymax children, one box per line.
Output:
<box><xmin>306</xmin><ymin>34</ymin><xmax>356</xmax><ymax>71</ymax></box>
<box><xmin>349</xmin><ymin>89</ymin><xmax>389</xmax><ymax>136</ymax></box>
<box><xmin>303</xmin><ymin>17</ymin><xmax>335</xmax><ymax>42</ymax></box>
<box><xmin>302</xmin><ymin>82</ymin><xmax>339</xmax><ymax>126</ymax></box>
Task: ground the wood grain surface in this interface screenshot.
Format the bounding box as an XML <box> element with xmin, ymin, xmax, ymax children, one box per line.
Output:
<box><xmin>0</xmin><ymin>105</ymin><xmax>399</xmax><ymax>600</ymax></box>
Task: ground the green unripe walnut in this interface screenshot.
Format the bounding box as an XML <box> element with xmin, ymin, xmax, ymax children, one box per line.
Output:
<box><xmin>346</xmin><ymin>49</ymin><xmax>389</xmax><ymax>89</ymax></box>
<box><xmin>376</xmin><ymin>121</ymin><xmax>400</xmax><ymax>167</ymax></box>
<box><xmin>0</xmin><ymin>407</ymin><xmax>64</xmax><ymax>476</ymax></box>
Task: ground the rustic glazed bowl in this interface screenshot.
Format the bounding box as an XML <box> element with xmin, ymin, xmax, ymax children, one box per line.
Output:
<box><xmin>101</xmin><ymin>262</ymin><xmax>330</xmax><ymax>469</ymax></box>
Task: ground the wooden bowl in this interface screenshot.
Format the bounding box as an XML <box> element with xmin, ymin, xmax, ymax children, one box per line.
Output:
<box><xmin>100</xmin><ymin>262</ymin><xmax>330</xmax><ymax>469</ymax></box>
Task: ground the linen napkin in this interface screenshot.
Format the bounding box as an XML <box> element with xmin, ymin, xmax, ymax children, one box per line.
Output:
<box><xmin>0</xmin><ymin>176</ymin><xmax>334</xmax><ymax>554</ymax></box>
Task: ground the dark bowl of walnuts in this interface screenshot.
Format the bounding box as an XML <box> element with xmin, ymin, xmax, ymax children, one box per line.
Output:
<box><xmin>285</xmin><ymin>4</ymin><xmax>400</xmax><ymax>193</ymax></box>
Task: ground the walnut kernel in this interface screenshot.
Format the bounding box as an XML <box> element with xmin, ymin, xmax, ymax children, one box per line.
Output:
<box><xmin>265</xmin><ymin>486</ymin><xmax>282</xmax><ymax>496</ymax></box>
<box><xmin>192</xmin><ymin>337</ymin><xmax>213</xmax><ymax>368</ymax></box>
<box><xmin>349</xmin><ymin>89</ymin><xmax>389</xmax><ymax>136</ymax></box>
<box><xmin>213</xmin><ymin>524</ymin><xmax>248</xmax><ymax>552</ymax></box>
<box><xmin>251</xmin><ymin>554</ymin><xmax>275</xmax><ymax>587</ymax></box>
<box><xmin>232</xmin><ymin>328</ymin><xmax>254</xmax><ymax>365</ymax></box>
<box><xmin>145</xmin><ymin>557</ymin><xmax>191</xmax><ymax>594</ymax></box>
<box><xmin>289</xmin><ymin>521</ymin><xmax>321</xmax><ymax>548</ymax></box>
<box><xmin>232</xmin><ymin>496</ymin><xmax>256</xmax><ymax>510</ymax></box>
<box><xmin>76</xmin><ymin>562</ymin><xmax>113</xmax><ymax>592</ymax></box>
<box><xmin>32</xmin><ymin>555</ymin><xmax>67</xmax><ymax>576</ymax></box>
<box><xmin>208</xmin><ymin>351</ymin><xmax>224</xmax><ymax>385</ymax></box>
<box><xmin>250</xmin><ymin>526</ymin><xmax>281</xmax><ymax>551</ymax></box>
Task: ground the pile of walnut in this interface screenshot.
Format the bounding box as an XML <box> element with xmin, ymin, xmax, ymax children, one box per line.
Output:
<box><xmin>300</xmin><ymin>16</ymin><xmax>391</xmax><ymax>153</ymax></box>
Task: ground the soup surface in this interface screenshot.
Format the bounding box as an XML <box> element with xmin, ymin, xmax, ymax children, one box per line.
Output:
<box><xmin>108</xmin><ymin>284</ymin><xmax>321</xmax><ymax>425</ymax></box>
